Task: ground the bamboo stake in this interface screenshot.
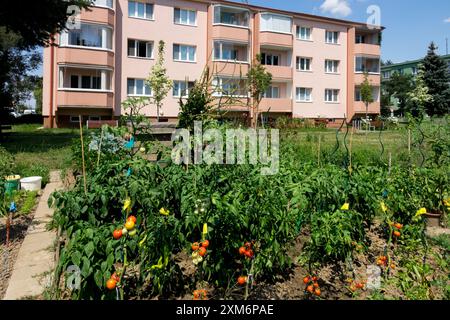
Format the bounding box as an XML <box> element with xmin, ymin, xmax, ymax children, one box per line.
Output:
<box><xmin>388</xmin><ymin>152</ymin><xmax>392</xmax><ymax>175</ymax></box>
<box><xmin>97</xmin><ymin>125</ymin><xmax>104</xmax><ymax>166</ymax></box>
<box><xmin>349</xmin><ymin>126</ymin><xmax>354</xmax><ymax>171</ymax></box>
<box><xmin>79</xmin><ymin>115</ymin><xmax>87</xmax><ymax>196</ymax></box>
<box><xmin>317</xmin><ymin>135</ymin><xmax>321</xmax><ymax>167</ymax></box>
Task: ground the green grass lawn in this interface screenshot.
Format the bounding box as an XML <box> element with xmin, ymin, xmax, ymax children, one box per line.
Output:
<box><xmin>1</xmin><ymin>124</ymin><xmax>78</xmax><ymax>183</ymax></box>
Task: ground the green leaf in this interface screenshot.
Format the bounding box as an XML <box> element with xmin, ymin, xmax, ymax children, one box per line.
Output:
<box><xmin>85</xmin><ymin>242</ymin><xmax>95</xmax><ymax>258</ymax></box>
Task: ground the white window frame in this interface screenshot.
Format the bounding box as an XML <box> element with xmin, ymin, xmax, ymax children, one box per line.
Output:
<box><xmin>127</xmin><ymin>78</ymin><xmax>152</xmax><ymax>96</ymax></box>
<box><xmin>297</xmin><ymin>57</ymin><xmax>312</xmax><ymax>72</ymax></box>
<box><xmin>260</xmin><ymin>12</ymin><xmax>292</xmax><ymax>34</ymax></box>
<box><xmin>325</xmin><ymin>60</ymin><xmax>339</xmax><ymax>74</ymax></box>
<box><xmin>325</xmin><ymin>89</ymin><xmax>339</xmax><ymax>103</ymax></box>
<box><xmin>261</xmin><ymin>53</ymin><xmax>280</xmax><ymax>66</ymax></box>
<box><xmin>296</xmin><ymin>87</ymin><xmax>312</xmax><ymax>102</ymax></box>
<box><xmin>88</xmin><ymin>115</ymin><xmax>102</xmax><ymax>121</ymax></box>
<box><xmin>173</xmin><ymin>44</ymin><xmax>196</xmax><ymax>62</ymax></box>
<box><xmin>213</xmin><ymin>41</ymin><xmax>248</xmax><ymax>63</ymax></box>
<box><xmin>296</xmin><ymin>26</ymin><xmax>312</xmax><ymax>41</ymax></box>
<box><xmin>128</xmin><ymin>1</ymin><xmax>154</xmax><ymax>20</ymax></box>
<box><xmin>127</xmin><ymin>39</ymin><xmax>153</xmax><ymax>59</ymax></box>
<box><xmin>382</xmin><ymin>70</ymin><xmax>391</xmax><ymax>79</ymax></box>
<box><xmin>213</xmin><ymin>5</ymin><xmax>250</xmax><ymax>28</ymax></box>
<box><xmin>174</xmin><ymin>8</ymin><xmax>197</xmax><ymax>26</ymax></box>
<box><xmin>70</xmin><ymin>116</ymin><xmax>82</xmax><ymax>123</ymax></box>
<box><xmin>92</xmin><ymin>0</ymin><xmax>113</xmax><ymax>9</ymax></box>
<box><xmin>263</xmin><ymin>86</ymin><xmax>280</xmax><ymax>99</ymax></box>
<box><xmin>212</xmin><ymin>77</ymin><xmax>248</xmax><ymax>97</ymax></box>
<box><xmin>325</xmin><ymin>31</ymin><xmax>339</xmax><ymax>44</ymax></box>
<box><xmin>173</xmin><ymin>80</ymin><xmax>195</xmax><ymax>98</ymax></box>
<box><xmin>60</xmin><ymin>23</ymin><xmax>113</xmax><ymax>51</ymax></box>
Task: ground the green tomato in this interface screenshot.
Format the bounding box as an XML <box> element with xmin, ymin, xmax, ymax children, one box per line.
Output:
<box><xmin>122</xmin><ymin>227</ymin><xmax>128</xmax><ymax>235</ymax></box>
<box><xmin>129</xmin><ymin>229</ymin><xmax>137</xmax><ymax>237</ymax></box>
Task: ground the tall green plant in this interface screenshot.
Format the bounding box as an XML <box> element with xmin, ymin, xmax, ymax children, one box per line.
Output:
<box><xmin>360</xmin><ymin>72</ymin><xmax>374</xmax><ymax>120</ymax></box>
<box><xmin>146</xmin><ymin>41</ymin><xmax>173</xmax><ymax>122</ymax></box>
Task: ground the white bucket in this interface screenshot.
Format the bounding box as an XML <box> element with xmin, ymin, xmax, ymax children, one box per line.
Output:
<box><xmin>20</xmin><ymin>176</ymin><xmax>42</xmax><ymax>191</ymax></box>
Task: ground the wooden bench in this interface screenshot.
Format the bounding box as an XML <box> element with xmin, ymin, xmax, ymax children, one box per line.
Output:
<box><xmin>86</xmin><ymin>120</ymin><xmax>118</xmax><ymax>129</ymax></box>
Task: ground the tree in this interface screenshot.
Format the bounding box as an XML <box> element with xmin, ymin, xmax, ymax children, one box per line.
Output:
<box><xmin>33</xmin><ymin>77</ymin><xmax>43</xmax><ymax>114</ymax></box>
<box><xmin>246</xmin><ymin>54</ymin><xmax>272</xmax><ymax>128</ymax></box>
<box><xmin>146</xmin><ymin>41</ymin><xmax>173</xmax><ymax>122</ymax></box>
<box><xmin>0</xmin><ymin>1</ymin><xmax>91</xmax><ymax>139</ymax></box>
<box><xmin>420</xmin><ymin>42</ymin><xmax>450</xmax><ymax>116</ymax></box>
<box><xmin>382</xmin><ymin>72</ymin><xmax>414</xmax><ymax>116</ymax></box>
<box><xmin>406</xmin><ymin>70</ymin><xmax>433</xmax><ymax>117</ymax></box>
<box><xmin>360</xmin><ymin>72</ymin><xmax>374</xmax><ymax>120</ymax></box>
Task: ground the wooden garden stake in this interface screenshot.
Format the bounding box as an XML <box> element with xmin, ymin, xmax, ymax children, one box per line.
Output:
<box><xmin>97</xmin><ymin>125</ymin><xmax>104</xmax><ymax>166</ymax></box>
<box><xmin>317</xmin><ymin>135</ymin><xmax>321</xmax><ymax>167</ymax></box>
<box><xmin>79</xmin><ymin>115</ymin><xmax>87</xmax><ymax>196</ymax></box>
<box><xmin>388</xmin><ymin>152</ymin><xmax>392</xmax><ymax>175</ymax></box>
<box><xmin>408</xmin><ymin>129</ymin><xmax>411</xmax><ymax>157</ymax></box>
<box><xmin>349</xmin><ymin>126</ymin><xmax>354</xmax><ymax>171</ymax></box>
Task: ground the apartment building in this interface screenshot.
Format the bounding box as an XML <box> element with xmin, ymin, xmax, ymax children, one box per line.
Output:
<box><xmin>42</xmin><ymin>0</ymin><xmax>383</xmax><ymax>128</ymax></box>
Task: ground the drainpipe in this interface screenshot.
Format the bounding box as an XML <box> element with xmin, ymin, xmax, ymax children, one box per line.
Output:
<box><xmin>49</xmin><ymin>36</ymin><xmax>55</xmax><ymax>128</ymax></box>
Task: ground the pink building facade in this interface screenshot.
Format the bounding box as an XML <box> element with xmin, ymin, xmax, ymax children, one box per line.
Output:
<box><xmin>42</xmin><ymin>0</ymin><xmax>382</xmax><ymax>127</ymax></box>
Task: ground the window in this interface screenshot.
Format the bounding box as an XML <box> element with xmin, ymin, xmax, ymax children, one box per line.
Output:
<box><xmin>296</xmin><ymin>26</ymin><xmax>312</xmax><ymax>40</ymax></box>
<box><xmin>355</xmin><ymin>86</ymin><xmax>380</xmax><ymax>102</ymax></box>
<box><xmin>212</xmin><ymin>78</ymin><xmax>247</xmax><ymax>97</ymax></box>
<box><xmin>355</xmin><ymin>56</ymin><xmax>380</xmax><ymax>73</ymax></box>
<box><xmin>213</xmin><ymin>41</ymin><xmax>248</xmax><ymax>62</ymax></box>
<box><xmin>296</xmin><ymin>88</ymin><xmax>312</xmax><ymax>102</ymax></box>
<box><xmin>127</xmin><ymin>78</ymin><xmax>152</xmax><ymax>96</ymax></box>
<box><xmin>260</xmin><ymin>53</ymin><xmax>279</xmax><ymax>66</ymax></box>
<box><xmin>128</xmin><ymin>39</ymin><xmax>153</xmax><ymax>58</ymax></box>
<box><xmin>89</xmin><ymin>115</ymin><xmax>102</xmax><ymax>121</ymax></box>
<box><xmin>296</xmin><ymin>57</ymin><xmax>312</xmax><ymax>71</ymax></box>
<box><xmin>128</xmin><ymin>1</ymin><xmax>153</xmax><ymax>19</ymax></box>
<box><xmin>325</xmin><ymin>89</ymin><xmax>339</xmax><ymax>102</ymax></box>
<box><xmin>173</xmin><ymin>80</ymin><xmax>195</xmax><ymax>97</ymax></box>
<box><xmin>174</xmin><ymin>8</ymin><xmax>196</xmax><ymax>25</ymax></box>
<box><xmin>411</xmin><ymin>67</ymin><xmax>418</xmax><ymax>75</ymax></box>
<box><xmin>355</xmin><ymin>34</ymin><xmax>365</xmax><ymax>44</ymax></box>
<box><xmin>68</xmin><ymin>75</ymin><xmax>101</xmax><ymax>90</ymax></box>
<box><xmin>61</xmin><ymin>23</ymin><xmax>112</xmax><ymax>49</ymax></box>
<box><xmin>93</xmin><ymin>0</ymin><xmax>113</xmax><ymax>9</ymax></box>
<box><xmin>214</xmin><ymin>5</ymin><xmax>249</xmax><ymax>27</ymax></box>
<box><xmin>173</xmin><ymin>44</ymin><xmax>196</xmax><ymax>62</ymax></box>
<box><xmin>355</xmin><ymin>87</ymin><xmax>361</xmax><ymax>101</ymax></box>
<box><xmin>260</xmin><ymin>13</ymin><xmax>292</xmax><ymax>34</ymax></box>
<box><xmin>382</xmin><ymin>71</ymin><xmax>391</xmax><ymax>79</ymax></box>
<box><xmin>325</xmin><ymin>31</ymin><xmax>339</xmax><ymax>44</ymax></box>
<box><xmin>325</xmin><ymin>60</ymin><xmax>339</xmax><ymax>73</ymax></box>
<box><xmin>263</xmin><ymin>86</ymin><xmax>280</xmax><ymax>98</ymax></box>
<box><xmin>70</xmin><ymin>116</ymin><xmax>82</xmax><ymax>123</ymax></box>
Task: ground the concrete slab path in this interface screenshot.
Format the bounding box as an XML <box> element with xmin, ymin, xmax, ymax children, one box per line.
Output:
<box><xmin>3</xmin><ymin>171</ymin><xmax>62</xmax><ymax>300</ymax></box>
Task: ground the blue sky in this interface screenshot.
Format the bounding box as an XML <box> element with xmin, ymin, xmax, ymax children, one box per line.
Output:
<box><xmin>238</xmin><ymin>0</ymin><xmax>450</xmax><ymax>62</ymax></box>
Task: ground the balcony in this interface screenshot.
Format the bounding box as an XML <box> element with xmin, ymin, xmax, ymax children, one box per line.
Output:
<box><xmin>259</xmin><ymin>32</ymin><xmax>293</xmax><ymax>49</ymax></box>
<box><xmin>57</xmin><ymin>90</ymin><xmax>114</xmax><ymax>108</ymax></box>
<box><xmin>212</xmin><ymin>61</ymin><xmax>249</xmax><ymax>76</ymax></box>
<box><xmin>355</xmin><ymin>43</ymin><xmax>380</xmax><ymax>56</ymax></box>
<box><xmin>259</xmin><ymin>98</ymin><xmax>292</xmax><ymax>113</ymax></box>
<box><xmin>212</xmin><ymin>25</ymin><xmax>250</xmax><ymax>42</ymax></box>
<box><xmin>57</xmin><ymin>47</ymin><xmax>114</xmax><ymax>67</ymax></box>
<box><xmin>79</xmin><ymin>5</ymin><xmax>115</xmax><ymax>25</ymax></box>
<box><xmin>353</xmin><ymin>101</ymin><xmax>380</xmax><ymax>114</ymax></box>
<box><xmin>264</xmin><ymin>65</ymin><xmax>292</xmax><ymax>80</ymax></box>
<box><xmin>354</xmin><ymin>73</ymin><xmax>380</xmax><ymax>85</ymax></box>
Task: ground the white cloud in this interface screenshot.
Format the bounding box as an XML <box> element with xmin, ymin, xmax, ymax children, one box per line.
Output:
<box><xmin>444</xmin><ymin>17</ymin><xmax>450</xmax><ymax>23</ymax></box>
<box><xmin>320</xmin><ymin>0</ymin><xmax>352</xmax><ymax>17</ymax></box>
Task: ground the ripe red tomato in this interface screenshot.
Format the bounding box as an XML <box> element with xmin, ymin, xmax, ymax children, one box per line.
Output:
<box><xmin>191</xmin><ymin>242</ymin><xmax>200</xmax><ymax>251</ymax></box>
<box><xmin>245</xmin><ymin>249</ymin><xmax>254</xmax><ymax>258</ymax></box>
<box><xmin>306</xmin><ymin>285</ymin><xmax>314</xmax><ymax>293</ymax></box>
<box><xmin>113</xmin><ymin>229</ymin><xmax>122</xmax><ymax>240</ymax></box>
<box><xmin>193</xmin><ymin>290</ymin><xmax>200</xmax><ymax>299</ymax></box>
<box><xmin>127</xmin><ymin>215</ymin><xmax>137</xmax><ymax>224</ymax></box>
<box><xmin>244</xmin><ymin>242</ymin><xmax>252</xmax><ymax>249</ymax></box>
<box><xmin>239</xmin><ymin>247</ymin><xmax>246</xmax><ymax>255</ymax></box>
<box><xmin>198</xmin><ymin>247</ymin><xmax>207</xmax><ymax>257</ymax></box>
<box><xmin>313</xmin><ymin>282</ymin><xmax>319</xmax><ymax>288</ymax></box>
<box><xmin>303</xmin><ymin>276</ymin><xmax>310</xmax><ymax>284</ymax></box>
<box><xmin>356</xmin><ymin>283</ymin><xmax>364</xmax><ymax>289</ymax></box>
<box><xmin>106</xmin><ymin>278</ymin><xmax>117</xmax><ymax>290</ymax></box>
<box><xmin>312</xmin><ymin>276</ymin><xmax>318</xmax><ymax>281</ymax></box>
<box><xmin>238</xmin><ymin>276</ymin><xmax>247</xmax><ymax>285</ymax></box>
<box><xmin>314</xmin><ymin>288</ymin><xmax>321</xmax><ymax>296</ymax></box>
<box><xmin>201</xmin><ymin>240</ymin><xmax>209</xmax><ymax>248</ymax></box>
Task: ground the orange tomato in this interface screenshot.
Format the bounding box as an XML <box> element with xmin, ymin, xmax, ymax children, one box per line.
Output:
<box><xmin>201</xmin><ymin>240</ymin><xmax>209</xmax><ymax>248</ymax></box>
<box><xmin>111</xmin><ymin>272</ymin><xmax>120</xmax><ymax>282</ymax></box>
<box><xmin>106</xmin><ymin>278</ymin><xmax>117</xmax><ymax>290</ymax></box>
<box><xmin>191</xmin><ymin>242</ymin><xmax>200</xmax><ymax>251</ymax></box>
<box><xmin>239</xmin><ymin>247</ymin><xmax>246</xmax><ymax>255</ymax></box>
<box><xmin>244</xmin><ymin>242</ymin><xmax>252</xmax><ymax>249</ymax></box>
<box><xmin>306</xmin><ymin>285</ymin><xmax>314</xmax><ymax>293</ymax></box>
<box><xmin>394</xmin><ymin>223</ymin><xmax>403</xmax><ymax>230</ymax></box>
<box><xmin>355</xmin><ymin>282</ymin><xmax>364</xmax><ymax>289</ymax></box>
<box><xmin>245</xmin><ymin>249</ymin><xmax>254</xmax><ymax>258</ymax></box>
<box><xmin>127</xmin><ymin>215</ymin><xmax>137</xmax><ymax>224</ymax></box>
<box><xmin>193</xmin><ymin>290</ymin><xmax>200</xmax><ymax>299</ymax></box>
<box><xmin>303</xmin><ymin>276</ymin><xmax>310</xmax><ymax>284</ymax></box>
<box><xmin>312</xmin><ymin>276</ymin><xmax>318</xmax><ymax>281</ymax></box>
<box><xmin>238</xmin><ymin>276</ymin><xmax>247</xmax><ymax>285</ymax></box>
<box><xmin>198</xmin><ymin>247</ymin><xmax>207</xmax><ymax>257</ymax></box>
<box><xmin>314</xmin><ymin>288</ymin><xmax>321</xmax><ymax>296</ymax></box>
<box><xmin>393</xmin><ymin>231</ymin><xmax>401</xmax><ymax>237</ymax></box>
<box><xmin>313</xmin><ymin>282</ymin><xmax>319</xmax><ymax>288</ymax></box>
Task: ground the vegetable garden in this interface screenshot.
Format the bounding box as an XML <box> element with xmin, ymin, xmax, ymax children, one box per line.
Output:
<box><xmin>47</xmin><ymin>117</ymin><xmax>449</xmax><ymax>300</ymax></box>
